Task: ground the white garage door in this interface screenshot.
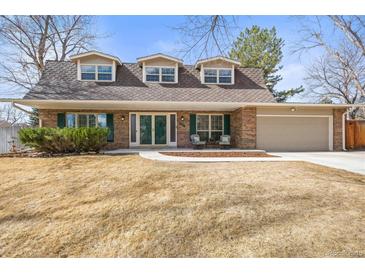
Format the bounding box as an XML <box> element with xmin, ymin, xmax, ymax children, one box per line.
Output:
<box><xmin>257</xmin><ymin>116</ymin><xmax>332</xmax><ymax>152</ymax></box>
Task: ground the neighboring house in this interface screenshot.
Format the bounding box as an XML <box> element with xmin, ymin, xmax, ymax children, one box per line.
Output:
<box><xmin>0</xmin><ymin>119</ymin><xmax>11</xmax><ymax>128</ymax></box>
<box><xmin>11</xmin><ymin>51</ymin><xmax>351</xmax><ymax>151</ymax></box>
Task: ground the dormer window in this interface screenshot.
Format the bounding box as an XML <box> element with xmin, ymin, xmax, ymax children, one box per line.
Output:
<box><xmin>137</xmin><ymin>53</ymin><xmax>182</xmax><ymax>84</ymax></box>
<box><xmin>204</xmin><ymin>68</ymin><xmax>233</xmax><ymax>84</ymax></box>
<box><xmin>145</xmin><ymin>67</ymin><xmax>176</xmax><ymax>83</ymax></box>
<box><xmin>71</xmin><ymin>51</ymin><xmax>122</xmax><ymax>82</ymax></box>
<box><xmin>195</xmin><ymin>56</ymin><xmax>240</xmax><ymax>85</ymax></box>
<box><xmin>80</xmin><ymin>65</ymin><xmax>112</xmax><ymax>81</ymax></box>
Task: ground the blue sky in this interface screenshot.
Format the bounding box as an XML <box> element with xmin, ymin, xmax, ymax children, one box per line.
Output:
<box><xmin>94</xmin><ymin>16</ymin><xmax>324</xmax><ymax>96</ymax></box>
<box><xmin>1</xmin><ymin>16</ymin><xmax>326</xmax><ymax>100</ymax></box>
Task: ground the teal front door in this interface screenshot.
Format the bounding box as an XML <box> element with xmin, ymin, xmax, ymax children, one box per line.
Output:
<box><xmin>140</xmin><ymin>115</ymin><xmax>152</xmax><ymax>144</ymax></box>
<box><xmin>155</xmin><ymin>115</ymin><xmax>167</xmax><ymax>145</ymax></box>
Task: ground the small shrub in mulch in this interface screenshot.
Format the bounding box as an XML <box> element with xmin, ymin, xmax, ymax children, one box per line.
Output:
<box><xmin>160</xmin><ymin>151</ymin><xmax>278</xmax><ymax>157</ymax></box>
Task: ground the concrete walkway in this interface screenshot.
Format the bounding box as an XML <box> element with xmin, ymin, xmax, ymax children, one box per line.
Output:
<box><xmin>271</xmin><ymin>151</ymin><xmax>365</xmax><ymax>175</ymax></box>
<box><xmin>138</xmin><ymin>151</ymin><xmax>294</xmax><ymax>163</ymax></box>
<box><xmin>139</xmin><ymin>151</ymin><xmax>365</xmax><ymax>175</ymax></box>
<box><xmin>105</xmin><ymin>148</ymin><xmax>365</xmax><ymax>175</ymax></box>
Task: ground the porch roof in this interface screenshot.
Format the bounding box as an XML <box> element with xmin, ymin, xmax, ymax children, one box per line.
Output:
<box><xmin>4</xmin><ymin>99</ymin><xmax>357</xmax><ymax>112</ymax></box>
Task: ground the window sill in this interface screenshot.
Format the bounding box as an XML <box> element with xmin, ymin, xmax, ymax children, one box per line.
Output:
<box><xmin>144</xmin><ymin>81</ymin><xmax>178</xmax><ymax>84</ymax></box>
<box><xmin>79</xmin><ymin>80</ymin><xmax>114</xmax><ymax>82</ymax></box>
<box><xmin>202</xmin><ymin>82</ymin><xmax>234</xmax><ymax>85</ymax></box>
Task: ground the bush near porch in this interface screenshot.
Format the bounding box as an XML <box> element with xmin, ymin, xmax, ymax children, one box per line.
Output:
<box><xmin>19</xmin><ymin>127</ymin><xmax>109</xmax><ymax>153</ymax></box>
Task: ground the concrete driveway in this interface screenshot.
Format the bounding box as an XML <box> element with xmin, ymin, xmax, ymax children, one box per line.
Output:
<box><xmin>272</xmin><ymin>151</ymin><xmax>365</xmax><ymax>175</ymax></box>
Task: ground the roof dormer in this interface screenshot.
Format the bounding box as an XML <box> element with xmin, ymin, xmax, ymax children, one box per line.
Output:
<box><xmin>195</xmin><ymin>56</ymin><xmax>241</xmax><ymax>85</ymax></box>
<box><xmin>70</xmin><ymin>51</ymin><xmax>122</xmax><ymax>82</ymax></box>
<box><xmin>137</xmin><ymin>53</ymin><xmax>183</xmax><ymax>84</ymax></box>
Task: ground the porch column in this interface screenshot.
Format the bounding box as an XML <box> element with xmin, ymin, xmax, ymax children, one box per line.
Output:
<box><xmin>333</xmin><ymin>108</ymin><xmax>346</xmax><ymax>151</ymax></box>
<box><xmin>231</xmin><ymin>107</ymin><xmax>257</xmax><ymax>149</ymax></box>
<box><xmin>177</xmin><ymin>111</ymin><xmax>192</xmax><ymax>148</ymax></box>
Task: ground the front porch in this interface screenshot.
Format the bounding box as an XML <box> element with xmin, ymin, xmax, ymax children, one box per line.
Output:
<box><xmin>11</xmin><ymin>99</ymin><xmax>348</xmax><ymax>152</ymax></box>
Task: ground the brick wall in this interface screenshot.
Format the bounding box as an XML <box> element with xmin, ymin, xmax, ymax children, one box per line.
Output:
<box><xmin>38</xmin><ymin>109</ymin><xmax>129</xmax><ymax>149</ymax></box>
<box><xmin>231</xmin><ymin>107</ymin><xmax>256</xmax><ymax>149</ymax></box>
<box><xmin>333</xmin><ymin>108</ymin><xmax>346</xmax><ymax>151</ymax></box>
<box><xmin>176</xmin><ymin>111</ymin><xmax>192</xmax><ymax>148</ymax></box>
<box><xmin>39</xmin><ymin>109</ymin><xmax>57</xmax><ymax>128</ymax></box>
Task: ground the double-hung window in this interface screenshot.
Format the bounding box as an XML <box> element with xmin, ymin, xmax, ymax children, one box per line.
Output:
<box><xmin>81</xmin><ymin>65</ymin><xmax>96</xmax><ymax>80</ymax></box>
<box><xmin>196</xmin><ymin>114</ymin><xmax>223</xmax><ymax>142</ymax></box>
<box><xmin>80</xmin><ymin>65</ymin><xmax>112</xmax><ymax>81</ymax></box>
<box><xmin>145</xmin><ymin>67</ymin><xmax>176</xmax><ymax>83</ymax></box>
<box><xmin>203</xmin><ymin>68</ymin><xmax>233</xmax><ymax>84</ymax></box>
<box><xmin>66</xmin><ymin>113</ymin><xmax>107</xmax><ymax>128</ymax></box>
<box><xmin>97</xmin><ymin>66</ymin><xmax>112</xmax><ymax>80</ymax></box>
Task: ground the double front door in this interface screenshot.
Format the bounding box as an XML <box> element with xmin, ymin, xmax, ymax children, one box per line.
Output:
<box><xmin>130</xmin><ymin>113</ymin><xmax>177</xmax><ymax>146</ymax></box>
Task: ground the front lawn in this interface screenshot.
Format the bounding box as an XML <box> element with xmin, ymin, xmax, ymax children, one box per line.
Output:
<box><xmin>0</xmin><ymin>155</ymin><xmax>364</xmax><ymax>257</ymax></box>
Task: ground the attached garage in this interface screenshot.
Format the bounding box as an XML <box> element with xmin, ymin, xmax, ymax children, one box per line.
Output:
<box><xmin>257</xmin><ymin>115</ymin><xmax>333</xmax><ymax>152</ymax></box>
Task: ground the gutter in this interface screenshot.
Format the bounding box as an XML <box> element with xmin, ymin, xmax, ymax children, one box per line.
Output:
<box><xmin>11</xmin><ymin>102</ymin><xmax>34</xmax><ymax>116</ymax></box>
<box><xmin>3</xmin><ymin>99</ymin><xmax>361</xmax><ymax>108</ymax></box>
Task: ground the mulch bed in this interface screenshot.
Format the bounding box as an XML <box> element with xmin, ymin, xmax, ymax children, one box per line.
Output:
<box><xmin>160</xmin><ymin>151</ymin><xmax>278</xmax><ymax>158</ymax></box>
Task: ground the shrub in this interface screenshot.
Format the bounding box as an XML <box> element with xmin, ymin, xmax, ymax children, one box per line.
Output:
<box><xmin>19</xmin><ymin>127</ymin><xmax>109</xmax><ymax>154</ymax></box>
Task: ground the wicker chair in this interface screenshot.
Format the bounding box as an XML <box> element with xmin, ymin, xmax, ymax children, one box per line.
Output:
<box><xmin>219</xmin><ymin>135</ymin><xmax>231</xmax><ymax>149</ymax></box>
<box><xmin>190</xmin><ymin>134</ymin><xmax>206</xmax><ymax>149</ymax></box>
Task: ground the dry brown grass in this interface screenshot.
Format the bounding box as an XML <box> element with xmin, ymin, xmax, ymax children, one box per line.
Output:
<box><xmin>0</xmin><ymin>155</ymin><xmax>364</xmax><ymax>258</ymax></box>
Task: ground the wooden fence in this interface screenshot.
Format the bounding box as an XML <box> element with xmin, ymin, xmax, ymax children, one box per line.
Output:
<box><xmin>346</xmin><ymin>120</ymin><xmax>365</xmax><ymax>150</ymax></box>
<box><xmin>0</xmin><ymin>126</ymin><xmax>24</xmax><ymax>154</ymax></box>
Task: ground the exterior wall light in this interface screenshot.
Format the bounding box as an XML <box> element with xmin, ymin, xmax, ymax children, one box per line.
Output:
<box><xmin>290</xmin><ymin>107</ymin><xmax>296</xmax><ymax>112</ymax></box>
<box><xmin>180</xmin><ymin>115</ymin><xmax>185</xmax><ymax>121</ymax></box>
<box><xmin>121</xmin><ymin>115</ymin><xmax>125</xmax><ymax>121</ymax></box>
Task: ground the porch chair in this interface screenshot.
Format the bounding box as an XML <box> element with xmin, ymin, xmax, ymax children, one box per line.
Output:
<box><xmin>190</xmin><ymin>134</ymin><xmax>206</xmax><ymax>149</ymax></box>
<box><xmin>219</xmin><ymin>135</ymin><xmax>231</xmax><ymax>149</ymax></box>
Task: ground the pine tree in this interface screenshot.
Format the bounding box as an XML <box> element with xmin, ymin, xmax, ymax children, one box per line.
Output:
<box><xmin>29</xmin><ymin>108</ymin><xmax>39</xmax><ymax>127</ymax></box>
<box><xmin>229</xmin><ymin>25</ymin><xmax>304</xmax><ymax>102</ymax></box>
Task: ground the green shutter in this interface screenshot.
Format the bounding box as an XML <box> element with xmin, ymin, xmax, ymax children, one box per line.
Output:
<box><xmin>189</xmin><ymin>114</ymin><xmax>196</xmax><ymax>135</ymax></box>
<box><xmin>57</xmin><ymin>113</ymin><xmax>66</xmax><ymax>128</ymax></box>
<box><xmin>106</xmin><ymin>113</ymin><xmax>114</xmax><ymax>142</ymax></box>
<box><xmin>224</xmin><ymin>114</ymin><xmax>230</xmax><ymax>135</ymax></box>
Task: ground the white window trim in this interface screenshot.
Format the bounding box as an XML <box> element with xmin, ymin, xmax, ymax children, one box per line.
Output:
<box><xmin>196</xmin><ymin>114</ymin><xmax>224</xmax><ymax>141</ymax></box>
<box><xmin>66</xmin><ymin>113</ymin><xmax>107</xmax><ymax>128</ymax></box>
<box><xmin>129</xmin><ymin>112</ymin><xmax>177</xmax><ymax>147</ymax></box>
<box><xmin>78</xmin><ymin>62</ymin><xmax>115</xmax><ymax>82</ymax></box>
<box><xmin>143</xmin><ymin>65</ymin><xmax>178</xmax><ymax>84</ymax></box>
<box><xmin>202</xmin><ymin>66</ymin><xmax>234</xmax><ymax>85</ymax></box>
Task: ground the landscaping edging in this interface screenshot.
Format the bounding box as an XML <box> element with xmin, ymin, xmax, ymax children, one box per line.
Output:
<box><xmin>139</xmin><ymin>151</ymin><xmax>292</xmax><ymax>162</ymax></box>
<box><xmin>160</xmin><ymin>151</ymin><xmax>277</xmax><ymax>158</ymax></box>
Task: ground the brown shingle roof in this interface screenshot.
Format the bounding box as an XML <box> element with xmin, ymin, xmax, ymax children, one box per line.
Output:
<box><xmin>23</xmin><ymin>61</ymin><xmax>275</xmax><ymax>103</ymax></box>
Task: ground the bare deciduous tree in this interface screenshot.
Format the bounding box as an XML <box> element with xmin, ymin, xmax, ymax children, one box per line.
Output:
<box><xmin>174</xmin><ymin>16</ymin><xmax>238</xmax><ymax>61</ymax></box>
<box><xmin>0</xmin><ymin>104</ymin><xmax>27</xmax><ymax>126</ymax></box>
<box><xmin>0</xmin><ymin>15</ymin><xmax>100</xmax><ymax>96</ymax></box>
<box><xmin>329</xmin><ymin>16</ymin><xmax>365</xmax><ymax>56</ymax></box>
<box><xmin>294</xmin><ymin>16</ymin><xmax>365</xmax><ymax>117</ymax></box>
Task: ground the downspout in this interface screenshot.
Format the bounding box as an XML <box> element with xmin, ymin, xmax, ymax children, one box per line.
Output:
<box><xmin>342</xmin><ymin>108</ymin><xmax>349</xmax><ymax>151</ymax></box>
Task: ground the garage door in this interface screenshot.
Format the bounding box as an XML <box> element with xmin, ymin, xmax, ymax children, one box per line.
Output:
<box><xmin>257</xmin><ymin>116</ymin><xmax>332</xmax><ymax>151</ymax></box>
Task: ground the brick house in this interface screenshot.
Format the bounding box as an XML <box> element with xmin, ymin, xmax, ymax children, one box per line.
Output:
<box><xmin>13</xmin><ymin>51</ymin><xmax>349</xmax><ymax>151</ymax></box>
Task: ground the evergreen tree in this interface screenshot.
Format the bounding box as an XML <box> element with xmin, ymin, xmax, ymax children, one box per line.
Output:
<box><xmin>29</xmin><ymin>108</ymin><xmax>39</xmax><ymax>127</ymax></box>
<box><xmin>229</xmin><ymin>25</ymin><xmax>304</xmax><ymax>102</ymax></box>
